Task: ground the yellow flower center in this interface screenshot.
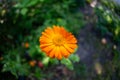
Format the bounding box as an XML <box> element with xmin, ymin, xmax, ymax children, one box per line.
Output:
<box><xmin>52</xmin><ymin>35</ymin><xmax>64</xmax><ymax>46</ymax></box>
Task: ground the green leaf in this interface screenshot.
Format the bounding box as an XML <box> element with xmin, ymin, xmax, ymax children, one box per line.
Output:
<box><xmin>69</xmin><ymin>54</ymin><xmax>80</xmax><ymax>63</ymax></box>
<box><xmin>50</xmin><ymin>58</ymin><xmax>59</xmax><ymax>65</ymax></box>
<box><xmin>42</xmin><ymin>57</ymin><xmax>50</xmax><ymax>66</ymax></box>
<box><xmin>27</xmin><ymin>0</ymin><xmax>39</xmax><ymax>7</ymax></box>
<box><xmin>19</xmin><ymin>0</ymin><xmax>30</xmax><ymax>7</ymax></box>
<box><xmin>61</xmin><ymin>58</ymin><xmax>74</xmax><ymax>70</ymax></box>
<box><xmin>11</xmin><ymin>69</ymin><xmax>18</xmax><ymax>78</ymax></box>
<box><xmin>21</xmin><ymin>8</ymin><xmax>28</xmax><ymax>15</ymax></box>
<box><xmin>14</xmin><ymin>3</ymin><xmax>22</xmax><ymax>8</ymax></box>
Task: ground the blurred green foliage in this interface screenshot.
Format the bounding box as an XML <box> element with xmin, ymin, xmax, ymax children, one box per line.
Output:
<box><xmin>95</xmin><ymin>0</ymin><xmax>120</xmax><ymax>80</ymax></box>
<box><xmin>0</xmin><ymin>0</ymin><xmax>84</xmax><ymax>79</ymax></box>
<box><xmin>95</xmin><ymin>0</ymin><xmax>120</xmax><ymax>43</ymax></box>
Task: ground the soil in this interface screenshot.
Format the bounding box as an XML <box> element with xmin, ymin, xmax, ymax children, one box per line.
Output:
<box><xmin>75</xmin><ymin>3</ymin><xmax>119</xmax><ymax>80</ymax></box>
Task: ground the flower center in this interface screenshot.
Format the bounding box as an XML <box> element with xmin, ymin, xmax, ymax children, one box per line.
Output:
<box><xmin>53</xmin><ymin>35</ymin><xmax>64</xmax><ymax>46</ymax></box>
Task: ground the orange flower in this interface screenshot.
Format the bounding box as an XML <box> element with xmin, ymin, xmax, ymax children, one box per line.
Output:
<box><xmin>39</xmin><ymin>25</ymin><xmax>77</xmax><ymax>60</ymax></box>
<box><xmin>24</xmin><ymin>42</ymin><xmax>29</xmax><ymax>48</ymax></box>
<box><xmin>29</xmin><ymin>60</ymin><xmax>36</xmax><ymax>67</ymax></box>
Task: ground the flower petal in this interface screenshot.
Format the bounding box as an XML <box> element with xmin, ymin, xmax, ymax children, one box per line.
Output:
<box><xmin>59</xmin><ymin>46</ymin><xmax>70</xmax><ymax>58</ymax></box>
<box><xmin>42</xmin><ymin>45</ymin><xmax>55</xmax><ymax>54</ymax></box>
<box><xmin>67</xmin><ymin>44</ymin><xmax>77</xmax><ymax>49</ymax></box>
<box><xmin>53</xmin><ymin>26</ymin><xmax>61</xmax><ymax>33</ymax></box>
<box><xmin>49</xmin><ymin>47</ymin><xmax>57</xmax><ymax>58</ymax></box>
<box><xmin>40</xmin><ymin>36</ymin><xmax>52</xmax><ymax>44</ymax></box>
<box><xmin>63</xmin><ymin>44</ymin><xmax>74</xmax><ymax>53</ymax></box>
<box><xmin>66</xmin><ymin>35</ymin><xmax>77</xmax><ymax>43</ymax></box>
<box><xmin>45</xmin><ymin>27</ymin><xmax>54</xmax><ymax>35</ymax></box>
<box><xmin>55</xmin><ymin>46</ymin><xmax>62</xmax><ymax>60</ymax></box>
<box><xmin>40</xmin><ymin>43</ymin><xmax>53</xmax><ymax>48</ymax></box>
<box><xmin>41</xmin><ymin>32</ymin><xmax>51</xmax><ymax>38</ymax></box>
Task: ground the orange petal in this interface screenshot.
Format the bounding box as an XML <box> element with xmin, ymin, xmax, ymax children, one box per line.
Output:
<box><xmin>63</xmin><ymin>44</ymin><xmax>74</xmax><ymax>53</ymax></box>
<box><xmin>55</xmin><ymin>46</ymin><xmax>62</xmax><ymax>60</ymax></box>
<box><xmin>49</xmin><ymin>47</ymin><xmax>57</xmax><ymax>58</ymax></box>
<box><xmin>59</xmin><ymin>46</ymin><xmax>70</xmax><ymax>57</ymax></box>
<box><xmin>66</xmin><ymin>37</ymin><xmax>77</xmax><ymax>44</ymax></box>
<box><xmin>40</xmin><ymin>37</ymin><xmax>52</xmax><ymax>44</ymax></box>
<box><xmin>53</xmin><ymin>26</ymin><xmax>61</xmax><ymax>33</ymax></box>
<box><xmin>40</xmin><ymin>43</ymin><xmax>53</xmax><ymax>48</ymax></box>
<box><xmin>40</xmin><ymin>36</ymin><xmax>49</xmax><ymax>41</ymax></box>
<box><xmin>45</xmin><ymin>27</ymin><xmax>54</xmax><ymax>35</ymax></box>
<box><xmin>67</xmin><ymin>44</ymin><xmax>77</xmax><ymax>49</ymax></box>
<box><xmin>42</xmin><ymin>45</ymin><xmax>55</xmax><ymax>54</ymax></box>
<box><xmin>41</xmin><ymin>32</ymin><xmax>51</xmax><ymax>38</ymax></box>
<box><xmin>60</xmin><ymin>27</ymin><xmax>68</xmax><ymax>36</ymax></box>
<box><xmin>58</xmin><ymin>52</ymin><xmax>62</xmax><ymax>60</ymax></box>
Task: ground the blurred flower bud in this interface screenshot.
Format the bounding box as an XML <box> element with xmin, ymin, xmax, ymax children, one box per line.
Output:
<box><xmin>38</xmin><ymin>61</ymin><xmax>43</xmax><ymax>68</ymax></box>
<box><xmin>94</xmin><ymin>62</ymin><xmax>102</xmax><ymax>75</ymax></box>
<box><xmin>0</xmin><ymin>20</ymin><xmax>4</xmax><ymax>24</ymax></box>
<box><xmin>1</xmin><ymin>9</ymin><xmax>6</xmax><ymax>16</ymax></box>
<box><xmin>24</xmin><ymin>42</ymin><xmax>29</xmax><ymax>48</ymax></box>
<box><xmin>101</xmin><ymin>38</ymin><xmax>107</xmax><ymax>45</ymax></box>
<box><xmin>29</xmin><ymin>60</ymin><xmax>36</xmax><ymax>67</ymax></box>
<box><xmin>0</xmin><ymin>57</ymin><xmax>3</xmax><ymax>61</ymax></box>
<box><xmin>113</xmin><ymin>45</ymin><xmax>117</xmax><ymax>50</ymax></box>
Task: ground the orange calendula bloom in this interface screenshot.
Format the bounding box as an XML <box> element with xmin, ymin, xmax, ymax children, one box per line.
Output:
<box><xmin>39</xmin><ymin>26</ymin><xmax>77</xmax><ymax>60</ymax></box>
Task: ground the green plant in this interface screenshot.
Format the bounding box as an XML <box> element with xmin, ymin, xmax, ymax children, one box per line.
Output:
<box><xmin>0</xmin><ymin>0</ymin><xmax>84</xmax><ymax>79</ymax></box>
<box><xmin>2</xmin><ymin>48</ymin><xmax>30</xmax><ymax>78</ymax></box>
<box><xmin>95</xmin><ymin>0</ymin><xmax>120</xmax><ymax>43</ymax></box>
